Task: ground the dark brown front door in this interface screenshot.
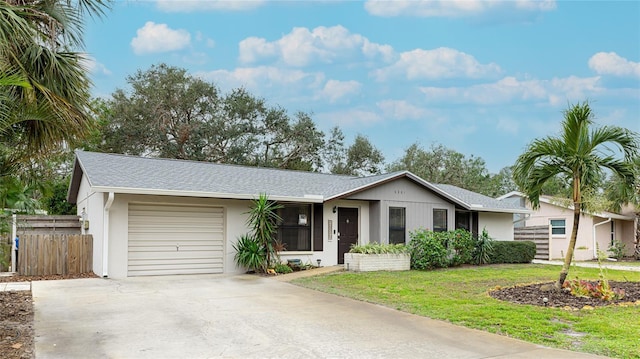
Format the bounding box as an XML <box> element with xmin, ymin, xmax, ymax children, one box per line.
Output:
<box><xmin>338</xmin><ymin>207</ymin><xmax>358</xmax><ymax>264</ymax></box>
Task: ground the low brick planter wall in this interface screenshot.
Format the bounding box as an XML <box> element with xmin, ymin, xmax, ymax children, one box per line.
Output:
<box><xmin>344</xmin><ymin>253</ymin><xmax>410</xmax><ymax>272</ymax></box>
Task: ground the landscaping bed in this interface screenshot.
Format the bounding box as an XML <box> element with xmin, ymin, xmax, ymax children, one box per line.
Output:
<box><xmin>490</xmin><ymin>281</ymin><xmax>640</xmax><ymax>308</ymax></box>
<box><xmin>0</xmin><ymin>291</ymin><xmax>33</xmax><ymax>359</ymax></box>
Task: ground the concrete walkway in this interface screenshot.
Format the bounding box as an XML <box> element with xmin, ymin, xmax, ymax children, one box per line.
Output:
<box><xmin>0</xmin><ymin>281</ymin><xmax>31</xmax><ymax>291</ymax></box>
<box><xmin>533</xmin><ymin>259</ymin><xmax>640</xmax><ymax>272</ymax></box>
<box><xmin>33</xmin><ymin>274</ymin><xmax>607</xmax><ymax>359</ymax></box>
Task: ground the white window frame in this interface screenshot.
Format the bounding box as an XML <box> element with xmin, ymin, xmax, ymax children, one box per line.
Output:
<box><xmin>433</xmin><ymin>208</ymin><xmax>448</xmax><ymax>233</ymax></box>
<box><xmin>550</xmin><ymin>219</ymin><xmax>566</xmax><ymax>236</ymax></box>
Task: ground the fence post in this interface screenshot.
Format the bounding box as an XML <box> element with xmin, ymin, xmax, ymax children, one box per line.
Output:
<box><xmin>11</xmin><ymin>213</ymin><xmax>17</xmax><ymax>272</ymax></box>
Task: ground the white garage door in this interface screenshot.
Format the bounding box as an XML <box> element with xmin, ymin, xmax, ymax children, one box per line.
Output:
<box><xmin>128</xmin><ymin>204</ymin><xmax>224</xmax><ymax>276</ymax></box>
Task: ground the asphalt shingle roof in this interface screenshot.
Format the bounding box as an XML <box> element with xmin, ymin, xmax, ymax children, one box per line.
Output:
<box><xmin>72</xmin><ymin>150</ymin><xmax>404</xmax><ymax>201</ymax></box>
<box><xmin>70</xmin><ymin>151</ymin><xmax>529</xmax><ymax>214</ymax></box>
<box><xmin>434</xmin><ymin>184</ymin><xmax>529</xmax><ymax>213</ymax></box>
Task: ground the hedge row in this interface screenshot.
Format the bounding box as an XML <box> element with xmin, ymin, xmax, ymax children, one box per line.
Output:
<box><xmin>488</xmin><ymin>241</ymin><xmax>536</xmax><ymax>264</ymax></box>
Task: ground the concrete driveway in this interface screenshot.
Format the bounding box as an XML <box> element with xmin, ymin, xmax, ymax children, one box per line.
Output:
<box><xmin>33</xmin><ymin>274</ymin><xmax>606</xmax><ymax>359</ymax></box>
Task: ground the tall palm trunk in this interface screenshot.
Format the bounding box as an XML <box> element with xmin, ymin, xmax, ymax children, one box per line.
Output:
<box><xmin>557</xmin><ymin>205</ymin><xmax>581</xmax><ymax>288</ymax></box>
<box><xmin>556</xmin><ymin>176</ymin><xmax>582</xmax><ymax>289</ymax></box>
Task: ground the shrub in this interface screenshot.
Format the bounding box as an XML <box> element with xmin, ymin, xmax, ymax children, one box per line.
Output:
<box><xmin>472</xmin><ymin>228</ymin><xmax>494</xmax><ymax>265</ymax></box>
<box><xmin>274</xmin><ymin>263</ymin><xmax>293</xmax><ymax>274</ymax></box>
<box><xmin>233</xmin><ymin>235</ymin><xmax>266</xmax><ymax>272</ymax></box>
<box><xmin>488</xmin><ymin>241</ymin><xmax>536</xmax><ymax>264</ymax></box>
<box><xmin>445</xmin><ymin>229</ymin><xmax>475</xmax><ymax>266</ymax></box>
<box><xmin>349</xmin><ymin>243</ymin><xmax>407</xmax><ymax>254</ymax></box>
<box><xmin>408</xmin><ymin>228</ymin><xmax>476</xmax><ymax>270</ymax></box>
<box><xmin>0</xmin><ymin>242</ymin><xmax>11</xmax><ymax>272</ymax></box>
<box><xmin>563</xmin><ymin>278</ymin><xmax>625</xmax><ymax>301</ymax></box>
<box><xmin>608</xmin><ymin>240</ymin><xmax>627</xmax><ymax>260</ymax></box>
<box><xmin>408</xmin><ymin>229</ymin><xmax>449</xmax><ymax>270</ymax></box>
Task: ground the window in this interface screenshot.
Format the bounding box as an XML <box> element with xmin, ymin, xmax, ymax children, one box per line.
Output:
<box><xmin>389</xmin><ymin>207</ymin><xmax>406</xmax><ymax>244</ymax></box>
<box><xmin>455</xmin><ymin>211</ymin><xmax>470</xmax><ymax>231</ymax></box>
<box><xmin>550</xmin><ymin>219</ymin><xmax>566</xmax><ymax>235</ymax></box>
<box><xmin>433</xmin><ymin>209</ymin><xmax>447</xmax><ymax>232</ymax></box>
<box><xmin>610</xmin><ymin>221</ymin><xmax>615</xmax><ymax>246</ymax></box>
<box><xmin>277</xmin><ymin>204</ymin><xmax>311</xmax><ymax>251</ymax></box>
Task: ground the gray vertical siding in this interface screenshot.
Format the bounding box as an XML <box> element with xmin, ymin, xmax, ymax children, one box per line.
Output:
<box><xmin>369</xmin><ymin>201</ymin><xmax>381</xmax><ymax>243</ymax></box>
<box><xmin>347</xmin><ymin>178</ymin><xmax>455</xmax><ymax>244</ymax></box>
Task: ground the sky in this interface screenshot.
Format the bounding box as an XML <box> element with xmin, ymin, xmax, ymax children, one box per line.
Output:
<box><xmin>83</xmin><ymin>0</ymin><xmax>640</xmax><ymax>173</ymax></box>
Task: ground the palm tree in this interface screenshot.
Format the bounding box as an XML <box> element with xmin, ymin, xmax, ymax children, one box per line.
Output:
<box><xmin>0</xmin><ymin>0</ymin><xmax>110</xmax><ymax>160</ymax></box>
<box><xmin>513</xmin><ymin>102</ymin><xmax>639</xmax><ymax>289</ymax></box>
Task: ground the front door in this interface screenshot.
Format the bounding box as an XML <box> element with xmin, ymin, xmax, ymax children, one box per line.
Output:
<box><xmin>338</xmin><ymin>207</ymin><xmax>358</xmax><ymax>264</ymax></box>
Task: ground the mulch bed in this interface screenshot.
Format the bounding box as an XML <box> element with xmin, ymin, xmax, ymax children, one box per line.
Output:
<box><xmin>0</xmin><ymin>291</ymin><xmax>33</xmax><ymax>359</ymax></box>
<box><xmin>490</xmin><ymin>281</ymin><xmax>640</xmax><ymax>309</ymax></box>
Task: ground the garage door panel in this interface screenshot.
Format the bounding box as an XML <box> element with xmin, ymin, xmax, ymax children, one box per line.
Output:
<box><xmin>129</xmin><ymin>241</ymin><xmax>223</xmax><ymax>252</ymax></box>
<box><xmin>128</xmin><ymin>204</ymin><xmax>225</xmax><ymax>276</ymax></box>
<box><xmin>128</xmin><ymin>256</ymin><xmax>224</xmax><ymax>266</ymax></box>
<box><xmin>128</xmin><ymin>250</ymin><xmax>224</xmax><ymax>260</ymax></box>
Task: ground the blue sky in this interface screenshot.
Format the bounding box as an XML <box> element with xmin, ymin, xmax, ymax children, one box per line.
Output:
<box><xmin>83</xmin><ymin>0</ymin><xmax>640</xmax><ymax>173</ymax></box>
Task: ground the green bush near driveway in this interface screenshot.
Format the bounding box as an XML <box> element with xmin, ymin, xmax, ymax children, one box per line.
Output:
<box><xmin>488</xmin><ymin>241</ymin><xmax>536</xmax><ymax>264</ymax></box>
<box><xmin>293</xmin><ymin>264</ymin><xmax>640</xmax><ymax>359</ymax></box>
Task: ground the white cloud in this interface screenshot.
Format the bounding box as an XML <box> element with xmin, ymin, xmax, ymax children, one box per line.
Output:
<box><xmin>373</xmin><ymin>47</ymin><xmax>501</xmax><ymax>81</ymax></box>
<box><xmin>419</xmin><ymin>75</ymin><xmax>603</xmax><ymax>106</ymax></box>
<box><xmin>131</xmin><ymin>22</ymin><xmax>191</xmax><ymax>55</ymax></box>
<box><xmin>156</xmin><ymin>0</ymin><xmax>265</xmax><ymax>12</ymax></box>
<box><xmin>81</xmin><ymin>55</ymin><xmax>111</xmax><ymax>75</ymax></box>
<box><xmin>376</xmin><ymin>100</ymin><xmax>428</xmax><ymax>120</ymax></box>
<box><xmin>318</xmin><ymin>80</ymin><xmax>362</xmax><ymax>103</ymax></box>
<box><xmin>196</xmin><ymin>66</ymin><xmax>325</xmax><ymax>92</ymax></box>
<box><xmin>239</xmin><ymin>37</ymin><xmax>277</xmax><ymax>63</ymax></box>
<box><xmin>364</xmin><ymin>0</ymin><xmax>556</xmax><ymax>17</ymax></box>
<box><xmin>238</xmin><ymin>25</ymin><xmax>395</xmax><ymax>66</ymax></box>
<box><xmin>588</xmin><ymin>52</ymin><xmax>640</xmax><ymax>78</ymax></box>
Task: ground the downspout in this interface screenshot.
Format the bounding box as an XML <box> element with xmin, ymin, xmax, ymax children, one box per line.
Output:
<box><xmin>103</xmin><ymin>192</ymin><xmax>115</xmax><ymax>278</ymax></box>
<box><xmin>593</xmin><ymin>218</ymin><xmax>612</xmax><ymax>259</ymax></box>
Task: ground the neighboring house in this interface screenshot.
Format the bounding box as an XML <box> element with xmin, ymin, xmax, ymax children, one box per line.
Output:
<box><xmin>498</xmin><ymin>191</ymin><xmax>636</xmax><ymax>261</ymax></box>
<box><xmin>67</xmin><ymin>151</ymin><xmax>530</xmax><ymax>278</ymax></box>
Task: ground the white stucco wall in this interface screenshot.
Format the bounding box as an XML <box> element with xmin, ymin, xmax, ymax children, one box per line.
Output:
<box><xmin>513</xmin><ymin>199</ymin><xmax>634</xmax><ymax>260</ymax></box>
<box><xmin>78</xmin><ymin>179</ymin><xmax>372</xmax><ymax>278</ymax></box>
<box><xmin>106</xmin><ymin>194</ymin><xmax>256</xmax><ymax>278</ymax></box>
<box><xmin>74</xmin><ymin>176</ymin><xmax>104</xmax><ymax>276</ymax></box>
<box><xmin>478</xmin><ymin>212</ymin><xmax>514</xmax><ymax>241</ymax></box>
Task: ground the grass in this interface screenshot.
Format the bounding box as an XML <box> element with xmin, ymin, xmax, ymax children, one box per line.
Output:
<box><xmin>293</xmin><ymin>264</ymin><xmax>640</xmax><ymax>359</ymax></box>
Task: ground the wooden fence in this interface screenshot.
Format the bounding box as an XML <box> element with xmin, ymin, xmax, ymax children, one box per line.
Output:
<box><xmin>16</xmin><ymin>215</ymin><xmax>81</xmax><ymax>236</ymax></box>
<box><xmin>17</xmin><ymin>234</ymin><xmax>92</xmax><ymax>276</ymax></box>
<box><xmin>514</xmin><ymin>225</ymin><xmax>550</xmax><ymax>260</ymax></box>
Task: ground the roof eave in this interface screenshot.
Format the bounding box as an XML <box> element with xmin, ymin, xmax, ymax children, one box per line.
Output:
<box><xmin>67</xmin><ymin>154</ymin><xmax>86</xmax><ymax>204</ymax></box>
<box><xmin>90</xmin><ymin>186</ymin><xmax>325</xmax><ymax>203</ymax></box>
<box><xmin>473</xmin><ymin>207</ymin><xmax>532</xmax><ymax>214</ymax></box>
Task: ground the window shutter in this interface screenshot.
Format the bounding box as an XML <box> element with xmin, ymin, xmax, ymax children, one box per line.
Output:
<box><xmin>313</xmin><ymin>204</ymin><xmax>323</xmax><ymax>251</ymax></box>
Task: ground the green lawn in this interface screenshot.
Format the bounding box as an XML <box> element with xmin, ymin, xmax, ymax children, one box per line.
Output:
<box><xmin>293</xmin><ymin>264</ymin><xmax>640</xmax><ymax>359</ymax></box>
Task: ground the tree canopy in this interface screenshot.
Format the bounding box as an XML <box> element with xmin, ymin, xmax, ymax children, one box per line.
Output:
<box><xmin>93</xmin><ymin>63</ymin><xmax>384</xmax><ymax>174</ymax></box>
